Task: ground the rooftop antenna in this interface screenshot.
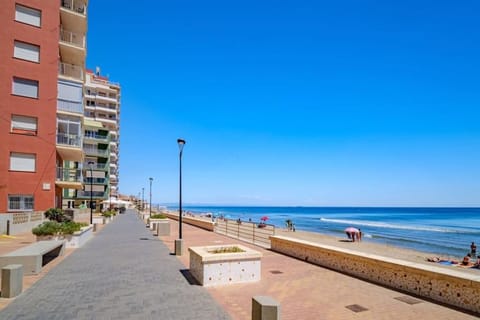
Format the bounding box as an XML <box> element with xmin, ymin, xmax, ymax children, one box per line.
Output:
<box><xmin>95</xmin><ymin>66</ymin><xmax>100</xmax><ymax>76</ymax></box>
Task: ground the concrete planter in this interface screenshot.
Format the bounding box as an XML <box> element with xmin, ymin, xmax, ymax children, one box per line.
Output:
<box><xmin>92</xmin><ymin>216</ymin><xmax>106</xmax><ymax>225</ymax></box>
<box><xmin>150</xmin><ymin>219</ymin><xmax>170</xmax><ymax>236</ymax></box>
<box><xmin>36</xmin><ymin>225</ymin><xmax>93</xmax><ymax>248</ymax></box>
<box><xmin>189</xmin><ymin>244</ymin><xmax>262</xmax><ymax>287</ymax></box>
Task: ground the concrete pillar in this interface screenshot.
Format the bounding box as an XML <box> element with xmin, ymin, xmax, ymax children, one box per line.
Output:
<box><xmin>1</xmin><ymin>264</ymin><xmax>23</xmax><ymax>298</ymax></box>
<box><xmin>252</xmin><ymin>296</ymin><xmax>280</xmax><ymax>320</ymax></box>
<box><xmin>175</xmin><ymin>239</ymin><xmax>184</xmax><ymax>256</ymax></box>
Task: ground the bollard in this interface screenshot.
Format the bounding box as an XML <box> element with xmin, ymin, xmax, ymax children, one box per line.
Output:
<box><xmin>6</xmin><ymin>219</ymin><xmax>10</xmax><ymax>235</ymax></box>
<box><xmin>175</xmin><ymin>239</ymin><xmax>184</xmax><ymax>256</ymax></box>
<box><xmin>1</xmin><ymin>264</ymin><xmax>23</xmax><ymax>298</ymax></box>
<box><xmin>252</xmin><ymin>296</ymin><xmax>280</xmax><ymax>320</ymax></box>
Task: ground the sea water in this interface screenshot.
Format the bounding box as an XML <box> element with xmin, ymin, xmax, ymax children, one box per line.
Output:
<box><xmin>168</xmin><ymin>206</ymin><xmax>480</xmax><ymax>258</ymax></box>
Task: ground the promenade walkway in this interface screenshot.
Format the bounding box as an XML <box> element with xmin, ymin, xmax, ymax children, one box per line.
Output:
<box><xmin>0</xmin><ymin>210</ymin><xmax>229</xmax><ymax>320</ymax></box>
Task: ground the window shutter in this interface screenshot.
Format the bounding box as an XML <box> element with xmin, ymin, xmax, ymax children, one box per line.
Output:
<box><xmin>12</xmin><ymin>77</ymin><xmax>39</xmax><ymax>98</ymax></box>
<box><xmin>10</xmin><ymin>153</ymin><xmax>36</xmax><ymax>172</ymax></box>
<box><xmin>15</xmin><ymin>5</ymin><xmax>41</xmax><ymax>27</ymax></box>
<box><xmin>11</xmin><ymin>115</ymin><xmax>37</xmax><ymax>132</ymax></box>
<box><xmin>14</xmin><ymin>41</ymin><xmax>40</xmax><ymax>62</ymax></box>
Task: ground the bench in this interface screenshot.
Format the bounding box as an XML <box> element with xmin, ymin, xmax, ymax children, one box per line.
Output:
<box><xmin>0</xmin><ymin>240</ymin><xmax>66</xmax><ymax>275</ymax></box>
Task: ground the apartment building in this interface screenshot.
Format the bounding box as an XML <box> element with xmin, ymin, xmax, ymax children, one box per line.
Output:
<box><xmin>0</xmin><ymin>0</ymin><xmax>88</xmax><ymax>213</ymax></box>
<box><xmin>84</xmin><ymin>70</ymin><xmax>121</xmax><ymax>202</ymax></box>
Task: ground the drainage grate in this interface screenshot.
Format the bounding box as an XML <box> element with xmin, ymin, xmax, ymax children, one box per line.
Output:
<box><xmin>139</xmin><ymin>237</ymin><xmax>150</xmax><ymax>240</ymax></box>
<box><xmin>394</xmin><ymin>296</ymin><xmax>423</xmax><ymax>305</ymax></box>
<box><xmin>270</xmin><ymin>270</ymin><xmax>283</xmax><ymax>274</ymax></box>
<box><xmin>345</xmin><ymin>304</ymin><xmax>369</xmax><ymax>313</ymax></box>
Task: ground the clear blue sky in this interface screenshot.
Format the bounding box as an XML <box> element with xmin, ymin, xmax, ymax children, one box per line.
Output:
<box><xmin>86</xmin><ymin>0</ymin><xmax>480</xmax><ymax>207</ymax></box>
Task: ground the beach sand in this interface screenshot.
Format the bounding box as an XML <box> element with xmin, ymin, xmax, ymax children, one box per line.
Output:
<box><xmin>275</xmin><ymin>228</ymin><xmax>480</xmax><ymax>275</ymax></box>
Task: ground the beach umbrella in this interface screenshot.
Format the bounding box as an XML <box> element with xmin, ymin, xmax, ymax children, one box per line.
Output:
<box><xmin>260</xmin><ymin>216</ymin><xmax>269</xmax><ymax>222</ymax></box>
<box><xmin>344</xmin><ymin>227</ymin><xmax>359</xmax><ymax>233</ymax></box>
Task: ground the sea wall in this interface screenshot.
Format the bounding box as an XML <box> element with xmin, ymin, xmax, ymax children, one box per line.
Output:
<box><xmin>164</xmin><ymin>212</ymin><xmax>215</xmax><ymax>231</ymax></box>
<box><xmin>270</xmin><ymin>235</ymin><xmax>480</xmax><ymax>315</ymax></box>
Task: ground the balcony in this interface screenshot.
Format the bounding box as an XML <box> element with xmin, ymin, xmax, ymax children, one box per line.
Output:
<box><xmin>60</xmin><ymin>0</ymin><xmax>87</xmax><ymax>34</ymax></box>
<box><xmin>83</xmin><ymin>147</ymin><xmax>109</xmax><ymax>157</ymax></box>
<box><xmin>57</xmin><ymin>99</ymin><xmax>83</xmax><ymax>114</ymax></box>
<box><xmin>84</xmin><ymin>162</ymin><xmax>108</xmax><ymax>170</ymax></box>
<box><xmin>56</xmin><ymin>167</ymin><xmax>83</xmax><ymax>190</ymax></box>
<box><xmin>76</xmin><ymin>191</ymin><xmax>107</xmax><ymax>199</ymax></box>
<box><xmin>59</xmin><ymin>62</ymin><xmax>84</xmax><ymax>81</ymax></box>
<box><xmin>57</xmin><ymin>133</ymin><xmax>84</xmax><ymax>162</ymax></box>
<box><xmin>83</xmin><ymin>132</ymin><xmax>109</xmax><ymax>143</ymax></box>
<box><xmin>59</xmin><ymin>29</ymin><xmax>86</xmax><ymax>66</ymax></box>
<box><xmin>84</xmin><ymin>177</ymin><xmax>108</xmax><ymax>185</ymax></box>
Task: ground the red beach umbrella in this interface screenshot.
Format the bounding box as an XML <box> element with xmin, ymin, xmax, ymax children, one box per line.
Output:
<box><xmin>260</xmin><ymin>216</ymin><xmax>269</xmax><ymax>222</ymax></box>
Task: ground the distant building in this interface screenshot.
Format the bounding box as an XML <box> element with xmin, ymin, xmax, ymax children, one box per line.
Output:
<box><xmin>84</xmin><ymin>70</ymin><xmax>121</xmax><ymax>203</ymax></box>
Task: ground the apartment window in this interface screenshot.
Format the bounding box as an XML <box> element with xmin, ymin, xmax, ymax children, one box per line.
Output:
<box><xmin>14</xmin><ymin>41</ymin><xmax>40</xmax><ymax>62</ymax></box>
<box><xmin>12</xmin><ymin>77</ymin><xmax>39</xmax><ymax>98</ymax></box>
<box><xmin>8</xmin><ymin>195</ymin><xmax>34</xmax><ymax>211</ymax></box>
<box><xmin>10</xmin><ymin>153</ymin><xmax>36</xmax><ymax>172</ymax></box>
<box><xmin>11</xmin><ymin>115</ymin><xmax>38</xmax><ymax>135</ymax></box>
<box><xmin>15</xmin><ymin>4</ymin><xmax>41</xmax><ymax>27</ymax></box>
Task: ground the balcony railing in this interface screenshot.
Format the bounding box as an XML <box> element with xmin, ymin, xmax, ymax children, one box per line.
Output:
<box><xmin>77</xmin><ymin>191</ymin><xmax>106</xmax><ymax>198</ymax></box>
<box><xmin>59</xmin><ymin>62</ymin><xmax>84</xmax><ymax>81</ymax></box>
<box><xmin>56</xmin><ymin>167</ymin><xmax>82</xmax><ymax>182</ymax></box>
<box><xmin>83</xmin><ymin>147</ymin><xmax>109</xmax><ymax>157</ymax></box>
<box><xmin>57</xmin><ymin>133</ymin><xmax>82</xmax><ymax>147</ymax></box>
<box><xmin>84</xmin><ymin>133</ymin><xmax>109</xmax><ymax>142</ymax></box>
<box><xmin>84</xmin><ymin>177</ymin><xmax>108</xmax><ymax>185</ymax></box>
<box><xmin>84</xmin><ymin>162</ymin><xmax>108</xmax><ymax>170</ymax></box>
<box><xmin>61</xmin><ymin>0</ymin><xmax>86</xmax><ymax>15</ymax></box>
<box><xmin>60</xmin><ymin>29</ymin><xmax>85</xmax><ymax>48</ymax></box>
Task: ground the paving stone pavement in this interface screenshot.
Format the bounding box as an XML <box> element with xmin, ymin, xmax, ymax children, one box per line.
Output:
<box><xmin>0</xmin><ymin>210</ymin><xmax>230</xmax><ymax>320</ymax></box>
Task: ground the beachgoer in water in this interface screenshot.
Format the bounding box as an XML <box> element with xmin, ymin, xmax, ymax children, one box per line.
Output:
<box><xmin>346</xmin><ymin>232</ymin><xmax>351</xmax><ymax>240</ymax></box>
<box><xmin>471</xmin><ymin>242</ymin><xmax>477</xmax><ymax>256</ymax></box>
<box><xmin>358</xmin><ymin>229</ymin><xmax>362</xmax><ymax>242</ymax></box>
<box><xmin>462</xmin><ymin>253</ymin><xmax>471</xmax><ymax>266</ymax></box>
<box><xmin>351</xmin><ymin>232</ymin><xmax>356</xmax><ymax>242</ymax></box>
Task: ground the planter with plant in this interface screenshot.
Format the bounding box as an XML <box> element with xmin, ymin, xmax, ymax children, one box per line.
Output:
<box><xmin>188</xmin><ymin>244</ymin><xmax>262</xmax><ymax>287</ymax></box>
<box><xmin>34</xmin><ymin>208</ymin><xmax>93</xmax><ymax>248</ymax></box>
<box><xmin>148</xmin><ymin>214</ymin><xmax>170</xmax><ymax>235</ymax></box>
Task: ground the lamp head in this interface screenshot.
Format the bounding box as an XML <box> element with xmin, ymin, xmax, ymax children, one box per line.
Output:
<box><xmin>149</xmin><ymin>177</ymin><xmax>153</xmax><ymax>182</ymax></box>
<box><xmin>88</xmin><ymin>161</ymin><xmax>94</xmax><ymax>169</ymax></box>
<box><xmin>177</xmin><ymin>138</ymin><xmax>186</xmax><ymax>152</ymax></box>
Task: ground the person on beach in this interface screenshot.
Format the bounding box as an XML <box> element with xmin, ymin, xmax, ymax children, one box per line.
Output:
<box><xmin>471</xmin><ymin>242</ymin><xmax>477</xmax><ymax>256</ymax></box>
<box><xmin>358</xmin><ymin>229</ymin><xmax>362</xmax><ymax>242</ymax></box>
<box><xmin>462</xmin><ymin>253</ymin><xmax>471</xmax><ymax>266</ymax></box>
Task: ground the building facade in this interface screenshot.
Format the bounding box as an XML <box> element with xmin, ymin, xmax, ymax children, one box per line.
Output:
<box><xmin>84</xmin><ymin>70</ymin><xmax>121</xmax><ymax>203</ymax></box>
<box><xmin>0</xmin><ymin>0</ymin><xmax>90</xmax><ymax>214</ymax></box>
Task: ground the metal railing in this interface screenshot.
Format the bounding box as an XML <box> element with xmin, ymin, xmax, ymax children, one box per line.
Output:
<box><xmin>57</xmin><ymin>133</ymin><xmax>82</xmax><ymax>147</ymax></box>
<box><xmin>60</xmin><ymin>29</ymin><xmax>85</xmax><ymax>48</ymax></box>
<box><xmin>58</xmin><ymin>62</ymin><xmax>84</xmax><ymax>81</ymax></box>
<box><xmin>84</xmin><ymin>132</ymin><xmax>109</xmax><ymax>142</ymax></box>
<box><xmin>61</xmin><ymin>0</ymin><xmax>86</xmax><ymax>15</ymax></box>
<box><xmin>56</xmin><ymin>167</ymin><xmax>82</xmax><ymax>182</ymax></box>
<box><xmin>214</xmin><ymin>219</ymin><xmax>275</xmax><ymax>248</ymax></box>
<box><xmin>83</xmin><ymin>147</ymin><xmax>109</xmax><ymax>157</ymax></box>
<box><xmin>76</xmin><ymin>191</ymin><xmax>106</xmax><ymax>198</ymax></box>
<box><xmin>84</xmin><ymin>177</ymin><xmax>107</xmax><ymax>185</ymax></box>
<box><xmin>84</xmin><ymin>162</ymin><xmax>108</xmax><ymax>170</ymax></box>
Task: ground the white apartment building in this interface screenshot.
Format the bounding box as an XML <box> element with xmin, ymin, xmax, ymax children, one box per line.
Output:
<box><xmin>84</xmin><ymin>69</ymin><xmax>121</xmax><ymax>200</ymax></box>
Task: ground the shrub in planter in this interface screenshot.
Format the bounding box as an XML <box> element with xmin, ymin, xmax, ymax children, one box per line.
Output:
<box><xmin>32</xmin><ymin>221</ymin><xmax>88</xmax><ymax>236</ymax></box>
<box><xmin>150</xmin><ymin>214</ymin><xmax>167</xmax><ymax>219</ymax></box>
<box><xmin>44</xmin><ymin>208</ymin><xmax>71</xmax><ymax>222</ymax></box>
<box><xmin>102</xmin><ymin>211</ymin><xmax>113</xmax><ymax>218</ymax></box>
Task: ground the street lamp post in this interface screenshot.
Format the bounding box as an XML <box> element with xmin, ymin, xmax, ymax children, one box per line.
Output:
<box><xmin>88</xmin><ymin>161</ymin><xmax>94</xmax><ymax>225</ymax></box>
<box><xmin>175</xmin><ymin>138</ymin><xmax>186</xmax><ymax>255</ymax></box>
<box><xmin>149</xmin><ymin>178</ymin><xmax>153</xmax><ymax>216</ymax></box>
<box><xmin>142</xmin><ymin>187</ymin><xmax>145</xmax><ymax>212</ymax></box>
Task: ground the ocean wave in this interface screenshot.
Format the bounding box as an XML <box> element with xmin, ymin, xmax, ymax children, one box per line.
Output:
<box><xmin>319</xmin><ymin>217</ymin><xmax>479</xmax><ymax>234</ymax></box>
